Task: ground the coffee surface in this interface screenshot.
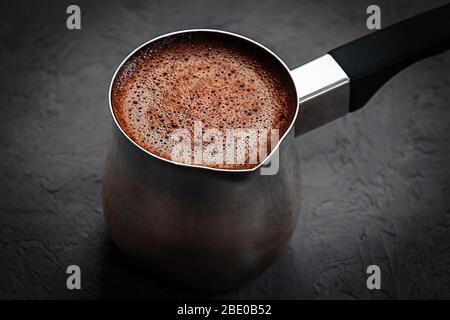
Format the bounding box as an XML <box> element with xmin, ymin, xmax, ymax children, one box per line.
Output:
<box><xmin>112</xmin><ymin>33</ymin><xmax>296</xmax><ymax>169</ymax></box>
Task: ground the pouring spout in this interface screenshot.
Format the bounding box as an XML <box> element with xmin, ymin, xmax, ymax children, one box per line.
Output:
<box><xmin>291</xmin><ymin>54</ymin><xmax>350</xmax><ymax>136</ymax></box>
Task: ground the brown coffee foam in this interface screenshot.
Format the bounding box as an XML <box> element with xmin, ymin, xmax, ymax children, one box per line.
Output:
<box><xmin>112</xmin><ymin>33</ymin><xmax>296</xmax><ymax>169</ymax></box>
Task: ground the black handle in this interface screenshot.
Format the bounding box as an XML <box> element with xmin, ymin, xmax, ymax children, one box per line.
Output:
<box><xmin>329</xmin><ymin>3</ymin><xmax>450</xmax><ymax>112</ymax></box>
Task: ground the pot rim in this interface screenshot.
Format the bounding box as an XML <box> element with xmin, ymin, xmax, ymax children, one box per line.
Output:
<box><xmin>108</xmin><ymin>28</ymin><xmax>299</xmax><ymax>173</ymax></box>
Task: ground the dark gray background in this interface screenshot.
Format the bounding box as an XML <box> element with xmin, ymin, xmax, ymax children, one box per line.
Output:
<box><xmin>1</xmin><ymin>0</ymin><xmax>449</xmax><ymax>299</ymax></box>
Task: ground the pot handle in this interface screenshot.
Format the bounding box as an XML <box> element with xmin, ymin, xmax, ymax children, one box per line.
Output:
<box><xmin>293</xmin><ymin>3</ymin><xmax>450</xmax><ymax>136</ymax></box>
<box><xmin>329</xmin><ymin>3</ymin><xmax>450</xmax><ymax>113</ymax></box>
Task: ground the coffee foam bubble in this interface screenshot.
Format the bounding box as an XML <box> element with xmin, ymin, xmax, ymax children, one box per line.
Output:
<box><xmin>112</xmin><ymin>33</ymin><xmax>296</xmax><ymax>169</ymax></box>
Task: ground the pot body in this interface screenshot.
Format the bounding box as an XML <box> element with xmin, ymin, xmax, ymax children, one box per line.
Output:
<box><xmin>102</xmin><ymin>124</ymin><xmax>300</xmax><ymax>290</ymax></box>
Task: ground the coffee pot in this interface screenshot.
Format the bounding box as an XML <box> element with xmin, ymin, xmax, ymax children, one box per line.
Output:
<box><xmin>103</xmin><ymin>4</ymin><xmax>450</xmax><ymax>289</ymax></box>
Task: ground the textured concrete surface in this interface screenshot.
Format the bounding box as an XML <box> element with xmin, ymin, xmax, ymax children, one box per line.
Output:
<box><xmin>0</xmin><ymin>0</ymin><xmax>450</xmax><ymax>299</ymax></box>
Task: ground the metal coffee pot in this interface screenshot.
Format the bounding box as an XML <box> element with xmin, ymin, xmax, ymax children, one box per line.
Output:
<box><xmin>103</xmin><ymin>5</ymin><xmax>450</xmax><ymax>289</ymax></box>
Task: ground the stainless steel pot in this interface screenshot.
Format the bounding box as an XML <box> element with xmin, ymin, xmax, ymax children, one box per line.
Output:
<box><xmin>102</xmin><ymin>5</ymin><xmax>450</xmax><ymax>289</ymax></box>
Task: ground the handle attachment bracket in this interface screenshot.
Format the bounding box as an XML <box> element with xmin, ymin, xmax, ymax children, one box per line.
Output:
<box><xmin>291</xmin><ymin>54</ymin><xmax>350</xmax><ymax>136</ymax></box>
